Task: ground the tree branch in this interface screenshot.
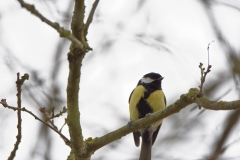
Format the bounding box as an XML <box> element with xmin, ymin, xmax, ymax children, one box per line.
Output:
<box><xmin>7</xmin><ymin>73</ymin><xmax>28</xmax><ymax>160</ymax></box>
<box><xmin>71</xmin><ymin>0</ymin><xmax>85</xmax><ymax>40</ymax></box>
<box><xmin>66</xmin><ymin>0</ymin><xmax>87</xmax><ymax>159</ymax></box>
<box><xmin>84</xmin><ymin>0</ymin><xmax>100</xmax><ymax>36</ymax></box>
<box><xmin>0</xmin><ymin>99</ymin><xmax>71</xmax><ymax>147</ymax></box>
<box><xmin>2</xmin><ymin>83</ymin><xmax>240</xmax><ymax>159</ymax></box>
<box><xmin>17</xmin><ymin>0</ymin><xmax>83</xmax><ymax>48</ymax></box>
<box><xmin>86</xmin><ymin>88</ymin><xmax>240</xmax><ymax>155</ymax></box>
<box><xmin>66</xmin><ymin>0</ymin><xmax>100</xmax><ymax>159</ymax></box>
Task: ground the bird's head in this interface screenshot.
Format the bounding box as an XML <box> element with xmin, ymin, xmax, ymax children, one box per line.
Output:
<box><xmin>138</xmin><ymin>72</ymin><xmax>164</xmax><ymax>89</ymax></box>
<box><xmin>140</xmin><ymin>72</ymin><xmax>164</xmax><ymax>84</ymax></box>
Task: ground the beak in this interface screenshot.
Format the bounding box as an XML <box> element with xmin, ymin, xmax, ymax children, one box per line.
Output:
<box><xmin>159</xmin><ymin>77</ymin><xmax>164</xmax><ymax>80</ymax></box>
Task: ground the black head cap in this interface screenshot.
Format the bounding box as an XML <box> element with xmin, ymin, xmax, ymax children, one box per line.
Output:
<box><xmin>138</xmin><ymin>72</ymin><xmax>164</xmax><ymax>90</ymax></box>
<box><xmin>143</xmin><ymin>72</ymin><xmax>163</xmax><ymax>80</ymax></box>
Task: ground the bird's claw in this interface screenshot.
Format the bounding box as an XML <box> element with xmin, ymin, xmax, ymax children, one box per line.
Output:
<box><xmin>128</xmin><ymin>120</ymin><xmax>134</xmax><ymax>127</ymax></box>
<box><xmin>145</xmin><ymin>113</ymin><xmax>152</xmax><ymax>117</ymax></box>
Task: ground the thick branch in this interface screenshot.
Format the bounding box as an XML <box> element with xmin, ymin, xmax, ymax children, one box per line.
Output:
<box><xmin>17</xmin><ymin>0</ymin><xmax>83</xmax><ymax>48</ymax></box>
<box><xmin>71</xmin><ymin>0</ymin><xmax>85</xmax><ymax>40</ymax></box>
<box><xmin>66</xmin><ymin>0</ymin><xmax>100</xmax><ymax>158</ymax></box>
<box><xmin>86</xmin><ymin>88</ymin><xmax>240</xmax><ymax>154</ymax></box>
<box><xmin>66</xmin><ymin>60</ymin><xmax>85</xmax><ymax>159</ymax></box>
<box><xmin>196</xmin><ymin>97</ymin><xmax>240</xmax><ymax>110</ymax></box>
<box><xmin>66</xmin><ymin>1</ymin><xmax>86</xmax><ymax>160</ymax></box>
<box><xmin>2</xmin><ymin>85</ymin><xmax>240</xmax><ymax>159</ymax></box>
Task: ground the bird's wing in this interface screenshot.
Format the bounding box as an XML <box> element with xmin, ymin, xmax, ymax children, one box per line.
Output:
<box><xmin>128</xmin><ymin>89</ymin><xmax>134</xmax><ymax>103</ymax></box>
<box><xmin>152</xmin><ymin>93</ymin><xmax>166</xmax><ymax>145</ymax></box>
<box><xmin>164</xmin><ymin>94</ymin><xmax>167</xmax><ymax>106</ymax></box>
<box><xmin>129</xmin><ymin>88</ymin><xmax>141</xmax><ymax>147</ymax></box>
<box><xmin>152</xmin><ymin>123</ymin><xmax>162</xmax><ymax>145</ymax></box>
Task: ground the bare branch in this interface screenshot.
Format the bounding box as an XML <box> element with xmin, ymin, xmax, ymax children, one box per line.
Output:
<box><xmin>67</xmin><ymin>0</ymin><xmax>89</xmax><ymax>159</ymax></box>
<box><xmin>198</xmin><ymin>42</ymin><xmax>214</xmax><ymax>98</ymax></box>
<box><xmin>39</xmin><ymin>107</ymin><xmax>59</xmax><ymax>130</ymax></box>
<box><xmin>0</xmin><ymin>99</ymin><xmax>71</xmax><ymax>147</ymax></box>
<box><xmin>17</xmin><ymin>0</ymin><xmax>83</xmax><ymax>48</ymax></box>
<box><xmin>39</xmin><ymin>106</ymin><xmax>67</xmax><ymax>130</ymax></box>
<box><xmin>60</xmin><ymin>118</ymin><xmax>67</xmax><ymax>133</ymax></box>
<box><xmin>87</xmin><ymin>88</ymin><xmax>240</xmax><ymax>154</ymax></box>
<box><xmin>50</xmin><ymin>106</ymin><xmax>68</xmax><ymax>119</ymax></box>
<box><xmin>2</xmin><ymin>86</ymin><xmax>240</xmax><ymax>158</ymax></box>
<box><xmin>198</xmin><ymin>63</ymin><xmax>212</xmax><ymax>96</ymax></box>
<box><xmin>84</xmin><ymin>0</ymin><xmax>100</xmax><ymax>36</ymax></box>
<box><xmin>7</xmin><ymin>73</ymin><xmax>29</xmax><ymax>160</ymax></box>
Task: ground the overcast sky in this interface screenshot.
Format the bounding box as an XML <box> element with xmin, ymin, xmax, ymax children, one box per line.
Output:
<box><xmin>1</xmin><ymin>0</ymin><xmax>240</xmax><ymax>160</ymax></box>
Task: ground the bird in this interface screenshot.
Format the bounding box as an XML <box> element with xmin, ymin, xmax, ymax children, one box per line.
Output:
<box><xmin>129</xmin><ymin>72</ymin><xmax>166</xmax><ymax>160</ymax></box>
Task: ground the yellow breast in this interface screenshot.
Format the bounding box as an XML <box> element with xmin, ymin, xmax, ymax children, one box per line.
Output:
<box><xmin>129</xmin><ymin>85</ymin><xmax>165</xmax><ymax>126</ymax></box>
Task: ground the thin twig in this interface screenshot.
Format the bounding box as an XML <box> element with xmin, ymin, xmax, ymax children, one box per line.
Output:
<box><xmin>198</xmin><ymin>63</ymin><xmax>212</xmax><ymax>96</ymax></box>
<box><xmin>198</xmin><ymin>42</ymin><xmax>214</xmax><ymax>98</ymax></box>
<box><xmin>207</xmin><ymin>40</ymin><xmax>214</xmax><ymax>66</ymax></box>
<box><xmin>50</xmin><ymin>106</ymin><xmax>68</xmax><ymax>119</ymax></box>
<box><xmin>7</xmin><ymin>73</ymin><xmax>29</xmax><ymax>160</ymax></box>
<box><xmin>1</xmin><ymin>99</ymin><xmax>71</xmax><ymax>147</ymax></box>
<box><xmin>84</xmin><ymin>0</ymin><xmax>100</xmax><ymax>36</ymax></box>
<box><xmin>60</xmin><ymin>118</ymin><xmax>67</xmax><ymax>132</ymax></box>
<box><xmin>40</xmin><ymin>107</ymin><xmax>58</xmax><ymax>130</ymax></box>
<box><xmin>198</xmin><ymin>62</ymin><xmax>212</xmax><ymax>109</ymax></box>
<box><xmin>39</xmin><ymin>106</ymin><xmax>67</xmax><ymax>130</ymax></box>
<box><xmin>17</xmin><ymin>0</ymin><xmax>83</xmax><ymax>48</ymax></box>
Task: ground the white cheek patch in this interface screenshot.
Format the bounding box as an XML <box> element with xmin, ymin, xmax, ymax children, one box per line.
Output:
<box><xmin>141</xmin><ymin>77</ymin><xmax>154</xmax><ymax>83</ymax></box>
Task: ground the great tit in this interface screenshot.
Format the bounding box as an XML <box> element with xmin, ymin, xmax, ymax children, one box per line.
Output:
<box><xmin>129</xmin><ymin>72</ymin><xmax>166</xmax><ymax>160</ymax></box>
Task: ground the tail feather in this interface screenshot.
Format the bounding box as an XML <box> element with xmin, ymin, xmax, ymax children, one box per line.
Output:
<box><xmin>139</xmin><ymin>138</ymin><xmax>152</xmax><ymax>160</ymax></box>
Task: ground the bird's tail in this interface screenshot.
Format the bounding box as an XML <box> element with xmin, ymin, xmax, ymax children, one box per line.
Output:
<box><xmin>139</xmin><ymin>138</ymin><xmax>152</xmax><ymax>160</ymax></box>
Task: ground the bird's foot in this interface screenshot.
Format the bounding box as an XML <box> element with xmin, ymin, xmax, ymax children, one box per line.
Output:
<box><xmin>145</xmin><ymin>113</ymin><xmax>152</xmax><ymax>117</ymax></box>
<box><xmin>145</xmin><ymin>113</ymin><xmax>155</xmax><ymax>127</ymax></box>
<box><xmin>127</xmin><ymin>120</ymin><xmax>134</xmax><ymax>127</ymax></box>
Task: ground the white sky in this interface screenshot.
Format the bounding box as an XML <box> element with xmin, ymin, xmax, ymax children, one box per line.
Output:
<box><xmin>1</xmin><ymin>0</ymin><xmax>240</xmax><ymax>160</ymax></box>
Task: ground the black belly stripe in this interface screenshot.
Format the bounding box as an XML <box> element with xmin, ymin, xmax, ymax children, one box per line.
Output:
<box><xmin>136</xmin><ymin>84</ymin><xmax>161</xmax><ymax>119</ymax></box>
<box><xmin>137</xmin><ymin>97</ymin><xmax>153</xmax><ymax>119</ymax></box>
